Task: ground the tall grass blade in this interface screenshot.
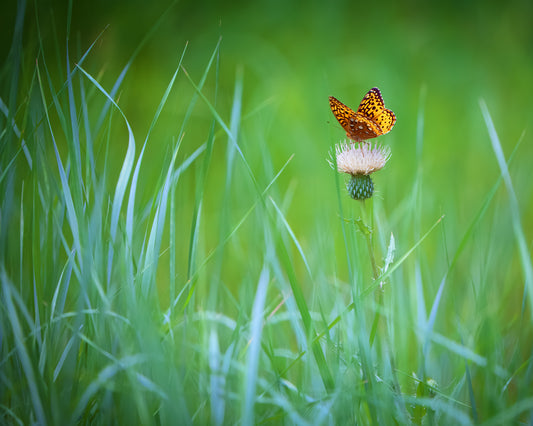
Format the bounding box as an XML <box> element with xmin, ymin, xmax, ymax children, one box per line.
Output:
<box><xmin>187</xmin><ymin>43</ymin><xmax>220</xmax><ymax>281</ymax></box>
<box><xmin>423</xmin><ymin>275</ymin><xmax>447</xmax><ymax>360</ymax></box>
<box><xmin>480</xmin><ymin>100</ymin><xmax>533</xmax><ymax>319</ymax></box>
<box><xmin>126</xmin><ymin>43</ymin><xmax>188</xmax><ymax>249</ymax></box>
<box><xmin>72</xmin><ymin>355</ymin><xmax>145</xmax><ymax>421</ymax></box>
<box><xmin>1</xmin><ymin>272</ymin><xmax>47</xmax><ymax>424</ymax></box>
<box><xmin>415</xmin><ymin>85</ymin><xmax>427</xmax><ymax>335</ymax></box>
<box><xmin>36</xmin><ymin>64</ymin><xmax>82</xmax><ymax>257</ymax></box>
<box><xmin>75</xmin><ymin>65</ymin><xmax>136</xmax><ymax>285</ymax></box>
<box><xmin>208</xmin><ymin>329</ymin><xmax>225</xmax><ymax>425</ymax></box>
<box><xmin>0</xmin><ymin>97</ymin><xmax>32</xmax><ymax>169</ymax></box>
<box><xmin>181</xmin><ymin>64</ymin><xmax>260</xmax><ymax>194</ymax></box>
<box><xmin>269</xmin><ymin>196</ymin><xmax>312</xmax><ymax>277</ymax></box>
<box><xmin>243</xmin><ymin>267</ymin><xmax>270</xmax><ymax>425</ymax></box>
<box><xmin>141</xmin><ymin>135</ymin><xmax>182</xmax><ymax>296</ymax></box>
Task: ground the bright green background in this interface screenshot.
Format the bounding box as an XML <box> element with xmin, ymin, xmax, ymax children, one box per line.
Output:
<box><xmin>9</xmin><ymin>0</ymin><xmax>530</xmax><ymax>227</ymax></box>
<box><xmin>55</xmin><ymin>0</ymin><xmax>532</xmax><ymax>308</ymax></box>
<box><xmin>9</xmin><ymin>0</ymin><xmax>528</xmax><ymax>262</ymax></box>
<box><xmin>1</xmin><ymin>0</ymin><xmax>533</xmax><ymax>423</ymax></box>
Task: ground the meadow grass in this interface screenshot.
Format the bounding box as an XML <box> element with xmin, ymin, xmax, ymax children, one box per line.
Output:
<box><xmin>1</xmin><ymin>4</ymin><xmax>533</xmax><ymax>425</ymax></box>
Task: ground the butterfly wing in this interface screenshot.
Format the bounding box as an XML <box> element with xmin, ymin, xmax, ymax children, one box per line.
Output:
<box><xmin>357</xmin><ymin>87</ymin><xmax>396</xmax><ymax>135</ymax></box>
<box><xmin>356</xmin><ymin>87</ymin><xmax>385</xmax><ymax>119</ymax></box>
<box><xmin>329</xmin><ymin>96</ymin><xmax>356</xmax><ymax>131</ymax></box>
<box><xmin>374</xmin><ymin>108</ymin><xmax>396</xmax><ymax>134</ymax></box>
<box><xmin>329</xmin><ymin>96</ymin><xmax>380</xmax><ymax>141</ymax></box>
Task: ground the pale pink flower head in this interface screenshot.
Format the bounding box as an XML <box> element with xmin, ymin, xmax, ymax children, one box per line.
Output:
<box><xmin>330</xmin><ymin>141</ymin><xmax>391</xmax><ymax>200</ymax></box>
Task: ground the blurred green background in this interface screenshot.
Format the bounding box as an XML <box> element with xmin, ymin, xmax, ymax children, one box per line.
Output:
<box><xmin>3</xmin><ymin>0</ymin><xmax>533</xmax><ymax>324</ymax></box>
<box><xmin>2</xmin><ymin>0</ymin><xmax>533</xmax><ymax>323</ymax></box>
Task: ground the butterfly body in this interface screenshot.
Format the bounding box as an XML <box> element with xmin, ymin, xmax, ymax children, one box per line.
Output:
<box><xmin>329</xmin><ymin>88</ymin><xmax>396</xmax><ymax>142</ymax></box>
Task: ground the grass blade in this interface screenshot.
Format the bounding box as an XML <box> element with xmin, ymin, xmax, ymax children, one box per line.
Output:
<box><xmin>480</xmin><ymin>100</ymin><xmax>533</xmax><ymax>319</ymax></box>
<box><xmin>1</xmin><ymin>271</ymin><xmax>47</xmax><ymax>424</ymax></box>
<box><xmin>243</xmin><ymin>267</ymin><xmax>270</xmax><ymax>425</ymax></box>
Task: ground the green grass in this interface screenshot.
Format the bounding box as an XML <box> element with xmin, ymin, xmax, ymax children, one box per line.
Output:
<box><xmin>1</xmin><ymin>1</ymin><xmax>533</xmax><ymax>424</ymax></box>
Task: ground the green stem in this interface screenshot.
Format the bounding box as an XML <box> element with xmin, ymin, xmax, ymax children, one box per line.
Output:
<box><xmin>361</xmin><ymin>201</ymin><xmax>379</xmax><ymax>279</ymax></box>
<box><xmin>360</xmin><ymin>200</ymin><xmax>382</xmax><ymax>347</ymax></box>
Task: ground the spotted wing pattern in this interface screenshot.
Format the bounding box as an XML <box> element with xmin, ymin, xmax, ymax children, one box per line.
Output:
<box><xmin>329</xmin><ymin>87</ymin><xmax>396</xmax><ymax>141</ymax></box>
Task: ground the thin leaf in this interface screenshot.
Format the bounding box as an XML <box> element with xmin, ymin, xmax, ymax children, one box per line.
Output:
<box><xmin>243</xmin><ymin>267</ymin><xmax>270</xmax><ymax>425</ymax></box>
<box><xmin>269</xmin><ymin>196</ymin><xmax>312</xmax><ymax>277</ymax></box>
<box><xmin>480</xmin><ymin>100</ymin><xmax>533</xmax><ymax>319</ymax></box>
<box><xmin>1</xmin><ymin>272</ymin><xmax>46</xmax><ymax>424</ymax></box>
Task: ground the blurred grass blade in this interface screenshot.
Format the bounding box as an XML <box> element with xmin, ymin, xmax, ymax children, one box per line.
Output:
<box><xmin>1</xmin><ymin>271</ymin><xmax>46</xmax><ymax>424</ymax></box>
<box><xmin>187</xmin><ymin>43</ymin><xmax>221</xmax><ymax>281</ymax></box>
<box><xmin>275</xmin><ymin>226</ymin><xmax>334</xmax><ymax>392</ymax></box>
<box><xmin>331</xmin><ymin>153</ymin><xmax>354</xmax><ymax>283</ymax></box>
<box><xmin>402</xmin><ymin>396</ymin><xmax>472</xmax><ymax>425</ymax></box>
<box><xmin>36</xmin><ymin>63</ymin><xmax>82</xmax><ymax>257</ymax></box>
<box><xmin>447</xmin><ymin>130</ymin><xmax>523</xmax><ymax>274</ymax></box>
<box><xmin>224</xmin><ymin>66</ymin><xmax>243</xmax><ymax>188</ymax></box>
<box><xmin>480</xmin><ymin>99</ymin><xmax>533</xmax><ymax>319</ymax></box>
<box><xmin>383</xmin><ymin>232</ymin><xmax>395</xmax><ymax>273</ymax></box>
<box><xmin>32</xmin><ymin>275</ymin><xmax>41</xmax><ymax>346</ymax></box>
<box><xmin>209</xmin><ymin>329</ymin><xmax>225</xmax><ymax>425</ymax></box>
<box><xmin>269</xmin><ymin>196</ymin><xmax>312</xmax><ymax>277</ymax></box>
<box><xmin>423</xmin><ymin>275</ymin><xmax>447</xmax><ymax>359</ymax></box>
<box><xmin>481</xmin><ymin>397</ymin><xmax>533</xmax><ymax>426</ymax></box>
<box><xmin>65</xmin><ymin>47</ymin><xmax>82</xmax><ymax>187</ymax></box>
<box><xmin>177</xmin><ymin>38</ymin><xmax>221</xmax><ymax>140</ymax></box>
<box><xmin>141</xmin><ymin>135</ymin><xmax>182</xmax><ymax>296</ymax></box>
<box><xmin>364</xmin><ymin>215</ymin><xmax>445</xmax><ymax>297</ymax></box>
<box><xmin>127</xmin><ymin>43</ymin><xmax>188</xmax><ymax>248</ymax></box>
<box><xmin>75</xmin><ymin>64</ymin><xmax>136</xmax><ymax>241</ymax></box>
<box><xmin>53</xmin><ymin>330</ymin><xmax>78</xmax><ymax>382</ymax></box>
<box><xmin>243</xmin><ymin>267</ymin><xmax>270</xmax><ymax>425</ymax></box>
<box><xmin>50</xmin><ymin>252</ymin><xmax>74</xmax><ymax>322</ymax></box>
<box><xmin>181</xmin><ymin>64</ymin><xmax>260</xmax><ymax>194</ymax></box>
<box><xmin>135</xmin><ymin>373</ymin><xmax>168</xmax><ymax>400</ymax></box>
<box><xmin>75</xmin><ymin>64</ymin><xmax>136</xmax><ymax>285</ymax></box>
<box><xmin>2</xmin><ymin>0</ymin><xmax>26</xmax><ymax>166</ymax></box>
<box><xmin>461</xmin><ymin>335</ymin><xmax>478</xmax><ymax>422</ymax></box>
<box><xmin>0</xmin><ymin>97</ymin><xmax>32</xmax><ymax>169</ymax></box>
<box><xmin>72</xmin><ymin>355</ymin><xmax>144</xmax><ymax>421</ymax></box>
<box><xmin>415</xmin><ymin>85</ymin><xmax>427</xmax><ymax>335</ymax></box>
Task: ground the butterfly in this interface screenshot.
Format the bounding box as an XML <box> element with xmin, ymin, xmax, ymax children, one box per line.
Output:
<box><xmin>329</xmin><ymin>87</ymin><xmax>396</xmax><ymax>142</ymax></box>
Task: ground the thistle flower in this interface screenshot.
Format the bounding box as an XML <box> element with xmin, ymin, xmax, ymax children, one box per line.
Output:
<box><xmin>331</xmin><ymin>141</ymin><xmax>391</xmax><ymax>200</ymax></box>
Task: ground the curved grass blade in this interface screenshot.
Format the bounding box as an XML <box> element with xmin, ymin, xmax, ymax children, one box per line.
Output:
<box><xmin>480</xmin><ymin>100</ymin><xmax>533</xmax><ymax>319</ymax></box>
<box><xmin>75</xmin><ymin>65</ymin><xmax>136</xmax><ymax>286</ymax></box>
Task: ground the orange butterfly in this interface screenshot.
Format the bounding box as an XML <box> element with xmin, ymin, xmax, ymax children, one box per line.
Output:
<box><xmin>329</xmin><ymin>87</ymin><xmax>396</xmax><ymax>142</ymax></box>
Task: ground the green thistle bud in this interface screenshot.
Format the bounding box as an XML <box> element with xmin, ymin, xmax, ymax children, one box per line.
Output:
<box><xmin>347</xmin><ymin>174</ymin><xmax>374</xmax><ymax>200</ymax></box>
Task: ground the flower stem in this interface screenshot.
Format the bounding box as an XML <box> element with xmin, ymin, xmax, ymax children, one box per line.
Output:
<box><xmin>360</xmin><ymin>200</ymin><xmax>379</xmax><ymax>279</ymax></box>
<box><xmin>360</xmin><ymin>200</ymin><xmax>382</xmax><ymax>347</ymax></box>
